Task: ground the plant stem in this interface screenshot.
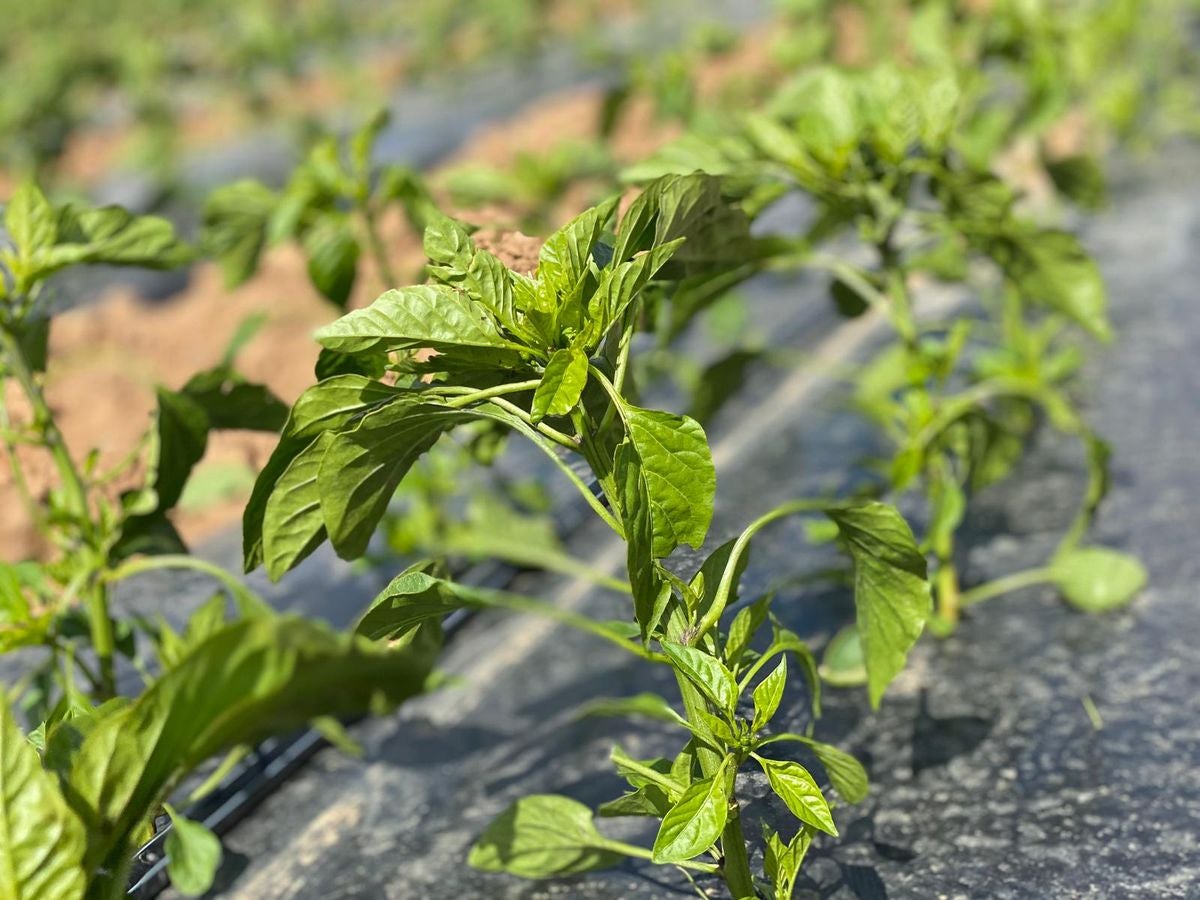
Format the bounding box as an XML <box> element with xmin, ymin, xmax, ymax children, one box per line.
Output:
<box><xmin>934</xmin><ymin>562</ymin><xmax>960</xmax><ymax>628</ymax></box>
<box><xmin>84</xmin><ymin>581</ymin><xmax>116</xmax><ymax>699</ymax></box>
<box><xmin>695</xmin><ymin>499</ymin><xmax>828</xmax><ymax>643</ymax></box>
<box><xmin>601</xmin><ymin>839</ymin><xmax>718</xmax><ymax>874</ymax></box>
<box><xmin>485</xmin><ymin>396</ymin><xmax>581</xmax><ymax>450</ymax></box>
<box><xmin>673</xmin><ymin>672</ymin><xmax>757</xmax><ymax>899</ymax></box>
<box><xmin>442</xmin><ymin>379</ymin><xmax>541</xmax><ymax>408</ymax></box>
<box><xmin>958</xmin><ymin>566</ymin><xmax>1054</xmax><ymax>607</ymax></box>
<box><xmin>362</xmin><ymin>203</ymin><xmax>398</xmax><ymax>289</ymax></box>
<box><xmin>0</xmin><ymin>326</ymin><xmax>90</xmax><ymax>525</ymax></box>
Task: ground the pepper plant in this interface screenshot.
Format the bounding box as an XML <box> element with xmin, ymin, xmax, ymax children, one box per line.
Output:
<box><xmin>202</xmin><ymin>109</ymin><xmax>438</xmax><ymax>312</ymax></box>
<box><xmin>0</xmin><ymin>182</ymin><xmax>448</xmax><ymax>897</ymax></box>
<box><xmin>629</xmin><ymin>65</ymin><xmax>1145</xmax><ymax>646</ymax></box>
<box><xmin>248</xmin><ymin>174</ymin><xmax>932</xmax><ymax>896</ymax></box>
<box><xmin>0</xmin><ymin>182</ymin><xmax>286</xmax><ymax>709</ymax></box>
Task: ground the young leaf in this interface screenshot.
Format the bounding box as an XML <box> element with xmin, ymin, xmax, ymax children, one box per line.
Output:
<box><xmin>5</xmin><ymin>182</ymin><xmax>57</xmax><ymax>257</ymax></box>
<box><xmin>302</xmin><ymin>213</ymin><xmax>360</xmax><ymax>307</ymax></box>
<box><xmin>531</xmin><ymin>347</ymin><xmax>588</xmax><ymax>423</ymax></box>
<box><xmin>625</xmin><ymin>404</ymin><xmax>716</xmax><ymax>558</ymax></box>
<box><xmin>758</xmin><ymin>734</ymin><xmax>868</xmax><ymax>804</ymax></box>
<box><xmin>753</xmin><ymin>755</ymin><xmax>838</xmax><ymax>836</ymax></box>
<box><xmin>1051</xmin><ymin>547</ymin><xmax>1146</xmax><ymax>612</ymax></box>
<box><xmin>651</xmin><ymin>759</ymin><xmax>731</xmax><ymax>864</ymax></box>
<box><xmin>752</xmin><ymin>656</ymin><xmax>787</xmax><ymax>731</ymax></box>
<box><xmin>762</xmin><ymin>823</ymin><xmax>814</xmax><ymax>900</ymax></box>
<box><xmin>163</xmin><ymin>803</ymin><xmax>221</xmax><ymax>897</ymax></box>
<box><xmin>661</xmin><ymin>641</ymin><xmax>738</xmax><ymax>718</ymax></box>
<box><xmin>314</xmin><ymin>285</ymin><xmax>518</xmax><ymax>357</ymax></box>
<box><xmin>824</xmin><ymin>502</ymin><xmax>930</xmax><ymax>708</ymax></box>
<box><xmin>468</xmin><ymin>795</ymin><xmax>625</xmax><ymax>878</ymax></box>
<box><xmin>0</xmin><ymin>701</ymin><xmax>86</xmax><ymax>899</ymax></box>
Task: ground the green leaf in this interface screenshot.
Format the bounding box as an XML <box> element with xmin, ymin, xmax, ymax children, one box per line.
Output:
<box><xmin>995</xmin><ymin>229</ymin><xmax>1111</xmax><ymax>341</ymax></box>
<box><xmin>468</xmin><ymin>795</ymin><xmax>625</xmax><ymax>878</ymax></box>
<box><xmin>825</xmin><ymin>502</ymin><xmax>930</xmax><ymax>708</ymax></box>
<box><xmin>316</xmin><ymin>397</ymin><xmax>475</xmax><ymax>559</ymax></box>
<box><xmin>146</xmin><ymin>387</ymin><xmax>210</xmax><ymax>512</ymax></box>
<box><xmin>181</xmin><ymin>366</ymin><xmax>288</xmax><ymax>433</ymax></box>
<box><xmin>314</xmin><ymin>285</ymin><xmax>518</xmax><ymax>357</ymax></box>
<box><xmin>652</xmin><ymin>759</ymin><xmax>730</xmax><ymax>863</ymax></box>
<box><xmin>625</xmin><ymin>404</ymin><xmax>715</xmax><ymax>558</ymax></box>
<box><xmin>5</xmin><ymin>182</ymin><xmax>57</xmax><ymax>256</ymax></box>
<box><xmin>754</xmin><ymin>755</ymin><xmax>837</xmax><ymax>836</ymax></box>
<box><xmin>597</xmin><ymin>786</ymin><xmax>672</xmax><ymax>818</ymax></box>
<box><xmin>752</xmin><ymin>656</ymin><xmax>787</xmax><ymax>731</ymax></box>
<box><xmin>530</xmin><ymin>347</ymin><xmax>588</xmax><ymax>423</ymax></box>
<box><xmin>614</xmin><ymin>441</ymin><xmax>672</xmax><ymax>639</ymax></box>
<box><xmin>262</xmin><ymin>432</ymin><xmax>333</xmax><ymax>579</ymax></box>
<box><xmin>577</xmin><ymin>693</ymin><xmax>685</xmax><ymax>726</ymax></box>
<box><xmin>661</xmin><ymin>641</ymin><xmax>738</xmax><ymax>718</ymax></box>
<box><xmin>830</xmin><ymin>276</ymin><xmax>869</xmax><ymax>318</ymax></box>
<box><xmin>163</xmin><ymin>803</ymin><xmax>221</xmax><ymax>897</ymax></box>
<box><xmin>200</xmin><ymin>179</ymin><xmax>277</xmax><ymax>288</ymax></box>
<box><xmin>1045</xmin><ymin>155</ymin><xmax>1107</xmax><ymax>211</ymax></box>
<box><xmin>818</xmin><ymin>624</ymin><xmax>867</xmax><ymax>688</ymax></box>
<box><xmin>610</xmin><ymin>745</ymin><xmax>683</xmax><ymax>796</ymax></box>
<box><xmin>0</xmin><ymin>701</ymin><xmax>86</xmax><ymax>899</ymax></box>
<box><xmin>355</xmin><ymin>563</ymin><xmax>477</xmax><ymax>640</ymax></box>
<box><xmin>1051</xmin><ymin>548</ymin><xmax>1146</xmax><ymax>613</ymax></box>
<box><xmin>303</xmin><ymin>213</ymin><xmax>360</xmax><ymax>308</ymax></box>
<box><xmin>47</xmin><ymin>204</ymin><xmax>188</xmax><ymax>272</ymax></box>
<box><xmin>65</xmin><ymin>615</ymin><xmax>437</xmax><ymax>876</ymax></box>
<box><xmin>759</xmin><ymin>734</ymin><xmax>868</xmax><ymax>804</ymax></box>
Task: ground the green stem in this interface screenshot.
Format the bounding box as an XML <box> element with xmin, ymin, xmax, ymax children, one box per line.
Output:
<box><xmin>437</xmin><ymin>533</ymin><xmax>631</xmax><ymax>595</ymax></box>
<box><xmin>106</xmin><ymin>553</ymin><xmax>270</xmax><ymax>617</ymax></box>
<box><xmin>84</xmin><ymin>581</ymin><xmax>116</xmax><ymax>699</ymax></box>
<box><xmin>0</xmin><ymin>326</ymin><xmax>90</xmax><ymax>526</ymax></box>
<box><xmin>601</xmin><ymin>839</ymin><xmax>718</xmax><ymax>874</ymax></box>
<box><xmin>484</xmin><ymin>396</ymin><xmax>581</xmax><ymax>451</ymax></box>
<box><xmin>695</xmin><ymin>499</ymin><xmax>828</xmax><ymax>643</ymax></box>
<box><xmin>934</xmin><ymin>562</ymin><xmax>960</xmax><ymax>629</ymax></box>
<box><xmin>958</xmin><ymin>566</ymin><xmax>1054</xmax><ymax>608</ymax></box>
<box><xmin>362</xmin><ymin>202</ymin><xmax>398</xmax><ymax>289</ymax></box>
<box><xmin>465</xmin><ymin>586</ymin><xmax>660</xmax><ymax>662</ymax></box>
<box><xmin>673</xmin><ymin>672</ymin><xmax>757</xmax><ymax>898</ymax></box>
<box><xmin>0</xmin><ymin>390</ymin><xmax>49</xmax><ymax>538</ymax></box>
<box><xmin>442</xmin><ymin>380</ymin><xmax>541</xmax><ymax>408</ymax></box>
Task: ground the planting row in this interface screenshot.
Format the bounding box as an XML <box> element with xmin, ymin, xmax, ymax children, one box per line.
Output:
<box><xmin>1</xmin><ymin>3</ymin><xmax>1195</xmax><ymax>897</ymax></box>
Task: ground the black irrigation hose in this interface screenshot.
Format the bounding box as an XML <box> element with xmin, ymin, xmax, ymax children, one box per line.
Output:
<box><xmin>126</xmin><ymin>476</ymin><xmax>607</xmax><ymax>897</ymax></box>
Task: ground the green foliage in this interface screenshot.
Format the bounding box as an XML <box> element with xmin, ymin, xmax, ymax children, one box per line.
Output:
<box><xmin>202</xmin><ymin>111</ymin><xmax>437</xmax><ymax>307</ymax></box>
<box><xmin>248</xmin><ymin>177</ymin><xmax>942</xmax><ymax>898</ymax></box>
<box><xmin>0</xmin><ymin>612</ymin><xmax>438</xmax><ymax>897</ymax></box>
